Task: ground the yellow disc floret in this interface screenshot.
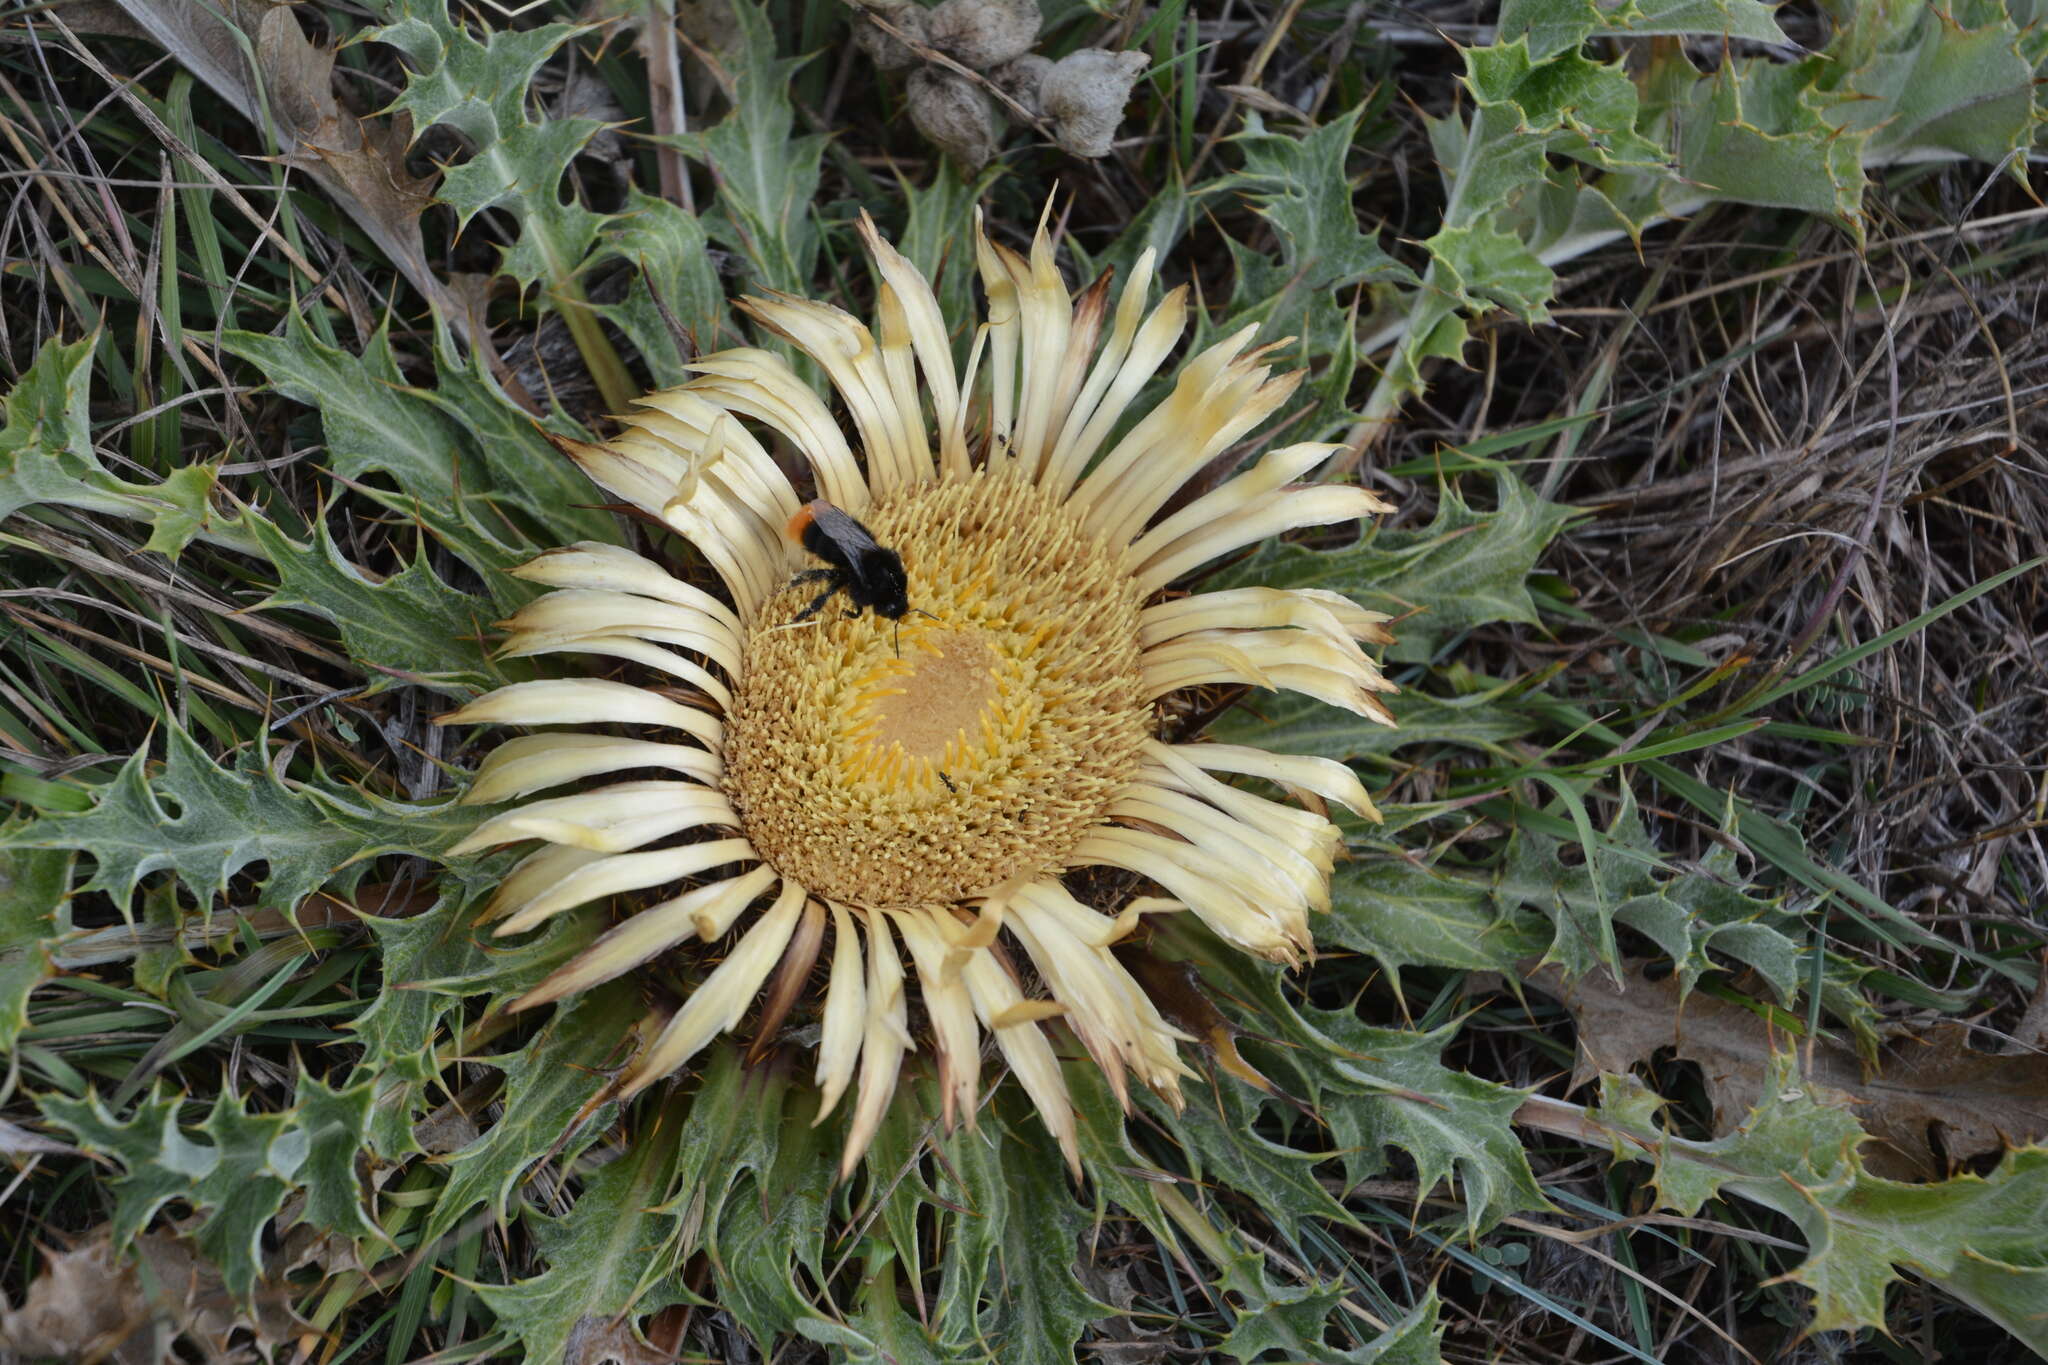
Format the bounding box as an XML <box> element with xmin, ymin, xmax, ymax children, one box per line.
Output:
<box><xmin>724</xmin><ymin>466</ymin><xmax>1147</xmax><ymax>906</ymax></box>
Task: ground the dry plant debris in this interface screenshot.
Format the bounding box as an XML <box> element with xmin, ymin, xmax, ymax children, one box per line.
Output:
<box><xmin>0</xmin><ymin>1229</ymin><xmax>297</xmax><ymax>1364</ymax></box>
<box><xmin>1527</xmin><ymin>960</ymin><xmax>2048</xmax><ymax>1181</ymax></box>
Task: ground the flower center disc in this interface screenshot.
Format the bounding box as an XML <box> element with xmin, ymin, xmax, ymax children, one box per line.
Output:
<box><xmin>725</xmin><ymin>467</ymin><xmax>1149</xmax><ymax>907</ymax></box>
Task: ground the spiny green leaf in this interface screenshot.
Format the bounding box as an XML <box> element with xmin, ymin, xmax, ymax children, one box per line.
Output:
<box><xmin>288</xmin><ymin>1073</ymin><xmax>383</xmax><ymax>1246</ymax></box>
<box><xmin>0</xmin><ymin>334</ymin><xmax>93</xmax><ymax>466</ymax></box>
<box><xmin>1495</xmin><ymin>173</ymin><xmax>1642</xmax><ymax>267</ymax></box>
<box><xmin>933</xmin><ymin>1083</ymin><xmax>1007</xmax><ymax>1345</ymax></box>
<box><xmin>1461</xmin><ymin>43</ymin><xmax>1668</xmax><ymax>173</ymax></box>
<box><xmin>715</xmin><ymin>1082</ymin><xmax>835</xmax><ymax>1347</ymax></box>
<box><xmin>1639</xmin><ymin>750</ymin><xmax>2032</xmax><ymax>989</ymax></box>
<box><xmin>1499</xmin><ymin>0</ymin><xmax>1790</xmax><ymax>61</ymax></box>
<box><xmin>416</xmin><ymin>985</ymin><xmax>638</xmax><ymax>1248</ymax></box>
<box><xmin>368</xmin><ymin>6</ymin><xmax>606</xmax><ymax>290</ymax></box>
<box><xmin>1493</xmin><ymin>784</ymin><xmax>1804</xmax><ymax>990</ymax></box>
<box><xmin>1612</xmin><ymin>853</ymin><xmax>1802</xmax><ymax>1006</ymax></box>
<box><xmin>1419</xmin><ymin>223</ymin><xmax>1554</xmax><ymax>323</ymax></box>
<box><xmin>40</xmin><ymin>1090</ymin><xmax>195</xmax><ymax>1250</ymax></box>
<box><xmin>1157</xmin><ymin>918</ymin><xmax>1544</xmax><ymax>1238</ymax></box>
<box><xmin>348</xmin><ymin>896</ymin><xmax>486</xmax><ymax>1085</ymax></box>
<box><xmin>1211</xmin><ymin>109</ymin><xmax>1411</xmax><ymax>316</ymax></box>
<box><xmin>1350</xmin><ymin>1290</ymin><xmax>1447</xmax><ymax>1365</ymax></box>
<box><xmin>1594</xmin><ymin>1061</ymin><xmax>2048</xmax><ymax>1349</ymax></box>
<box><xmin>1825</xmin><ymin>0</ymin><xmax>2048</xmax><ymax>166</ymax></box>
<box><xmin>1365</xmin><ymin>0</ymin><xmax>2048</xmax><ymax>426</ymax></box>
<box><xmin>136</xmin><ymin>464</ymin><xmax>223</xmax><ymax>561</ymax></box>
<box><xmin>1665</xmin><ymin>56</ymin><xmax>1865</xmax><ymax>224</ymax></box>
<box><xmin>1303</xmin><ymin>1010</ymin><xmax>1547</xmax><ymax>1238</ymax></box>
<box><xmin>0</xmin><ymin>337</ymin><xmax>250</xmax><ymax>557</ymax></box>
<box><xmin>349</xmin><ymin>890</ymin><xmax>587</xmax><ymax>1158</ymax></box>
<box><xmin>474</xmin><ymin>1108</ymin><xmax>688</xmax><ymax>1364</ymax></box>
<box><xmin>41</xmin><ymin>1088</ymin><xmax>312</xmax><ymax>1302</ymax></box>
<box><xmin>593</xmin><ymin>191</ymin><xmax>732</xmax><ymax>385</ymax></box>
<box><xmin>244</xmin><ymin>511</ymin><xmax>505</xmax><ymax>694</ymax></box>
<box><xmin>1221</xmin><ymin>1283</ymin><xmax>1446</xmax><ymax>1364</ymax></box>
<box><xmin>369</xmin><ymin>11</ymin><xmax>574</xmax><ymax>147</ymax></box>
<box><xmin>929</xmin><ymin>1094</ymin><xmax>1109</xmax><ymax>1363</ymax></box>
<box><xmin>222</xmin><ymin>319</ymin><xmax>608</xmax><ymax>572</ymax></box>
<box><xmin>1062</xmin><ymin>1061</ymin><xmax>1186</xmax><ymax>1260</ymax></box>
<box><xmin>0</xmin><ymin>843</ymin><xmax>70</xmax><ymax>1052</ymax></box>
<box><xmin>670</xmin><ymin>0</ymin><xmax>825</xmax><ymax>294</ymax></box>
<box><xmin>224</xmin><ymin>319</ymin><xmax>515</xmax><ymax>571</ymax></box>
<box><xmin>665</xmin><ymin>1044</ymin><xmax>796</xmax><ymax>1268</ymax></box>
<box><xmin>1138</xmin><ymin>1038</ymin><xmax>1348</xmax><ymax>1242</ymax></box>
<box><xmin>799</xmin><ymin>1259</ymin><xmax>946</xmax><ymax>1363</ymax></box>
<box><xmin>0</xmin><ymin>725</ymin><xmax>476</xmax><ymax>916</ymax></box>
<box><xmin>860</xmin><ymin>1076</ymin><xmax>945</xmax><ymax>1297</ymax></box>
<box><xmin>1073</xmin><ymin>1062</ymin><xmax>1342</xmax><ymax>1314</ymax></box>
<box><xmin>1147</xmin><ymin>1075</ymin><xmax>1352</xmax><ymax>1242</ymax></box>
<box><xmin>1373</xmin><ymin>38</ymin><xmax>1669</xmax><ymax>398</ymax></box>
<box><xmin>0</xmin><ymin>335</ymin><xmax>104</xmax><ymax>525</ymax></box>
<box><xmin>1219</xmin><ymin>1281</ymin><xmax>1355</xmax><ymax>1364</ymax></box>
<box><xmin>453</xmin><ymin>122</ymin><xmax>610</xmax><ymax>289</ymax></box>
<box><xmin>1359</xmin><ymin>1290</ymin><xmax>1447</xmax><ymax>1364</ymax></box>
<box><xmin>408</xmin><ymin>338</ymin><xmax>619</xmax><ymax>543</ymax></box>
<box><xmin>1327</xmin><ymin>857</ymin><xmax>1549</xmax><ymax>983</ymax></box>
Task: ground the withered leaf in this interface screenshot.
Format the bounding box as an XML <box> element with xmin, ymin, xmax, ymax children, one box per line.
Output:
<box><xmin>107</xmin><ymin>1</ymin><xmax>454</xmax><ymax>334</ymax></box>
<box><xmin>561</xmin><ymin>1313</ymin><xmax>680</xmax><ymax>1365</ymax></box>
<box><xmin>46</xmin><ymin>2</ymin><xmax>150</xmax><ymax>40</ymax></box>
<box><xmin>252</xmin><ymin>8</ymin><xmax>445</xmax><ymax>316</ymax></box>
<box><xmin>0</xmin><ymin>1229</ymin><xmax>297</xmax><ymax>1365</ymax></box>
<box><xmin>108</xmin><ymin>0</ymin><xmax>276</xmax><ymax>109</ymax></box>
<box><xmin>1527</xmin><ymin>960</ymin><xmax>2048</xmax><ymax>1181</ymax></box>
<box><xmin>1121</xmin><ymin>947</ymin><xmax>1284</xmax><ymax>1099</ymax></box>
<box><xmin>0</xmin><ymin>1117</ymin><xmax>82</xmax><ymax>1159</ymax></box>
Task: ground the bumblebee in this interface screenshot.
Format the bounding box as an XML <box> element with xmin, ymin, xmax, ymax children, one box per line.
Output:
<box><xmin>784</xmin><ymin>499</ymin><xmax>910</xmax><ymax>622</ymax></box>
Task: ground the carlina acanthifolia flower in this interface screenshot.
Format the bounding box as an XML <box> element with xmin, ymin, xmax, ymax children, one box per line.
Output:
<box><xmin>435</xmin><ymin>210</ymin><xmax>1398</xmax><ymax>1177</ymax></box>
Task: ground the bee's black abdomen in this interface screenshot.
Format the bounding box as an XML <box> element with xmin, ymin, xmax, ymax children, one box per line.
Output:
<box><xmin>797</xmin><ymin>518</ymin><xmax>840</xmax><ymax>564</ymax></box>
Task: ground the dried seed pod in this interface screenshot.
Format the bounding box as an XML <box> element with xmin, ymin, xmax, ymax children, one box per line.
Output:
<box><xmin>926</xmin><ymin>0</ymin><xmax>1040</xmax><ymax>68</ymax></box>
<box><xmin>908</xmin><ymin>67</ymin><xmax>1001</xmax><ymax>169</ymax></box>
<box><xmin>1041</xmin><ymin>48</ymin><xmax>1148</xmax><ymax>158</ymax></box>
<box><xmin>991</xmin><ymin>53</ymin><xmax>1052</xmax><ymax>120</ymax></box>
<box><xmin>853</xmin><ymin>0</ymin><xmax>929</xmax><ymax>71</ymax></box>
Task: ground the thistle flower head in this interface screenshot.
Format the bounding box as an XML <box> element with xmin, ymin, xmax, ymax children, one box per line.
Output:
<box><xmin>439</xmin><ymin>210</ymin><xmax>1397</xmax><ymax>1176</ymax></box>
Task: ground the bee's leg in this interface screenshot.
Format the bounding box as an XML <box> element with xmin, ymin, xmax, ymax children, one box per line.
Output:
<box><xmin>790</xmin><ymin>575</ymin><xmax>844</xmax><ymax>622</ymax></box>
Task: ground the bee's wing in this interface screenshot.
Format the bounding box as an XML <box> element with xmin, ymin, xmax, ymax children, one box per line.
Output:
<box><xmin>807</xmin><ymin>502</ymin><xmax>876</xmax><ymax>551</ymax></box>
